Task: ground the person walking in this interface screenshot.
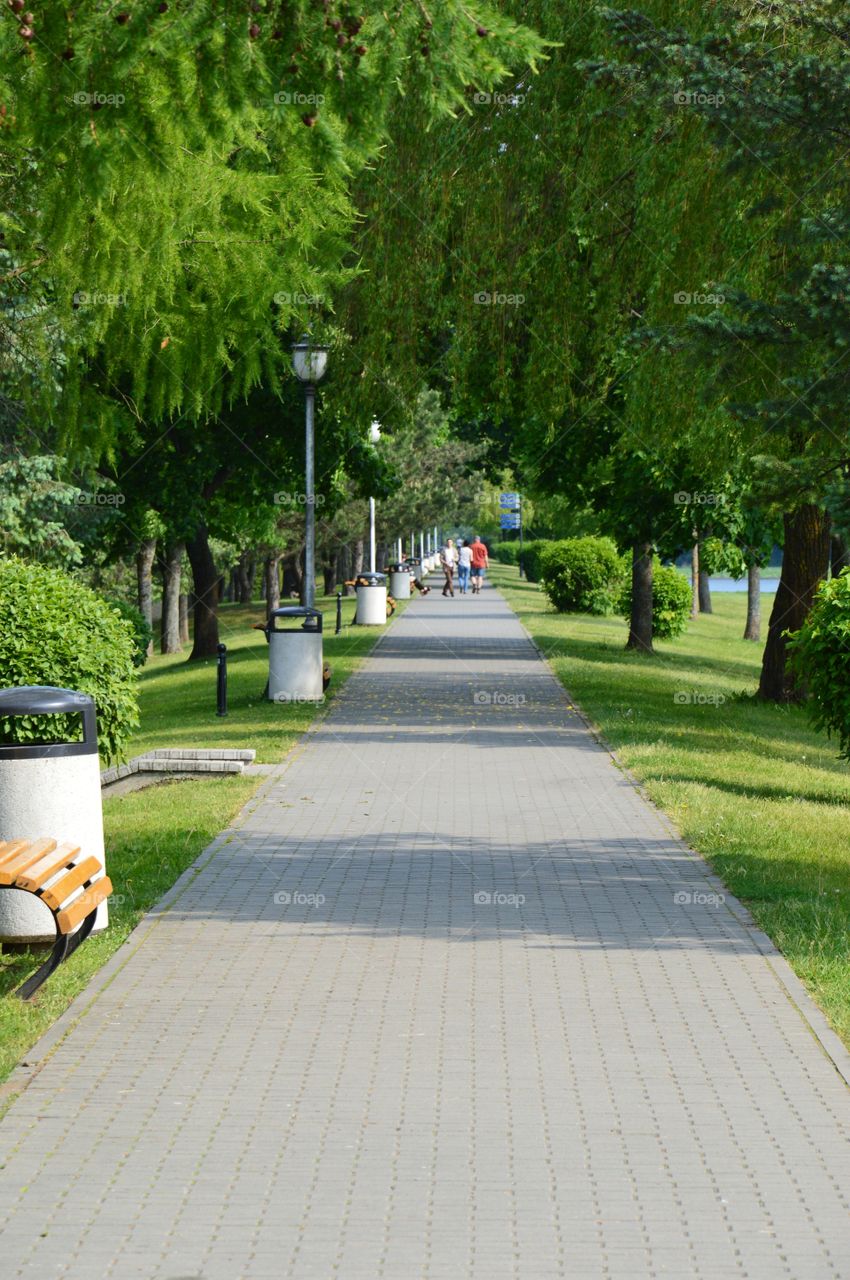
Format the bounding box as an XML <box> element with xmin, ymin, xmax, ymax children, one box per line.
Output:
<box><xmin>441</xmin><ymin>538</ymin><xmax>458</xmax><ymax>597</ymax></box>
<box><xmin>470</xmin><ymin>536</ymin><xmax>489</xmax><ymax>593</ymax></box>
<box><xmin>457</xmin><ymin>539</ymin><xmax>472</xmax><ymax>594</ymax></box>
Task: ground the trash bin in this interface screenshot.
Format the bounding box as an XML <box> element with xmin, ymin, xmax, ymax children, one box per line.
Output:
<box><xmin>408</xmin><ymin>556</ymin><xmax>422</xmax><ymax>585</ymax></box>
<box><xmin>267</xmin><ymin>607</ymin><xmax>324</xmax><ymax>702</ymax></box>
<box><xmin>389</xmin><ymin>561</ymin><xmax>411</xmax><ymax>600</ymax></box>
<box><xmin>0</xmin><ymin>686</ymin><xmax>108</xmax><ymax>943</ymax></box>
<box><xmin>355</xmin><ymin>571</ymin><xmax>388</xmax><ymax>626</ymax></box>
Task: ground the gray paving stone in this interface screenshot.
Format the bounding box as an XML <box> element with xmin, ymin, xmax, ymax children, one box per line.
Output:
<box><xmin>1</xmin><ymin>583</ymin><xmax>849</xmax><ymax>1279</ymax></box>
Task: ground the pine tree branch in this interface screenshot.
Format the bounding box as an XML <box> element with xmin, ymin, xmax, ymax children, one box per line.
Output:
<box><xmin>0</xmin><ymin>257</ymin><xmax>46</xmax><ymax>282</ymax></box>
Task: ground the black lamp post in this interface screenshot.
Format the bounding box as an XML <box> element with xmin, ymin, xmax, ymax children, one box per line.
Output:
<box><xmin>291</xmin><ymin>335</ymin><xmax>329</xmax><ymax>608</ymax></box>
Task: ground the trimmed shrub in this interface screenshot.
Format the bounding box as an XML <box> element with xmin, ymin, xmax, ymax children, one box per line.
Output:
<box><xmin>493</xmin><ymin>543</ymin><xmax>521</xmax><ymax>566</ymax></box>
<box><xmin>521</xmin><ymin>540</ymin><xmax>549</xmax><ymax>583</ymax></box>
<box><xmin>619</xmin><ymin>559</ymin><xmax>692</xmax><ymax>640</ymax></box>
<box><xmin>490</xmin><ymin>540</ymin><xmax>549</xmax><ymax>579</ymax></box>
<box><xmin>0</xmin><ymin>558</ymin><xmax>139</xmax><ymax>761</ymax></box>
<box><xmin>107</xmin><ymin>598</ymin><xmax>152</xmax><ymax>668</ymax></box>
<box><xmin>540</xmin><ymin>537</ymin><xmax>624</xmax><ymax>614</ymax></box>
<box><xmin>788</xmin><ymin>568</ymin><xmax>850</xmax><ymax>759</ymax></box>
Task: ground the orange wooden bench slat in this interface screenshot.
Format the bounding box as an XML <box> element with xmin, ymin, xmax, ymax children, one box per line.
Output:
<box><xmin>56</xmin><ymin>877</ymin><xmax>112</xmax><ymax>935</ymax></box>
<box><xmin>0</xmin><ymin>838</ymin><xmax>58</xmax><ymax>885</ymax></box>
<box><xmin>38</xmin><ymin>857</ymin><xmax>104</xmax><ymax>912</ymax></box>
<box><xmin>15</xmin><ymin>842</ymin><xmax>82</xmax><ymax>892</ymax></box>
<box><xmin>0</xmin><ymin>839</ymin><xmax>30</xmax><ymax>864</ymax></box>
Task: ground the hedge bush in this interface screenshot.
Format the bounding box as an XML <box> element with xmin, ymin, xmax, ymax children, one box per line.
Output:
<box><xmin>788</xmin><ymin>568</ymin><xmax>850</xmax><ymax>759</ymax></box>
<box><xmin>490</xmin><ymin>540</ymin><xmax>549</xmax><ymax>579</ymax></box>
<box><xmin>540</xmin><ymin>537</ymin><xmax>624</xmax><ymax>614</ymax></box>
<box><xmin>107</xmin><ymin>598</ymin><xmax>152</xmax><ymax>668</ymax></box>
<box><xmin>521</xmin><ymin>540</ymin><xmax>549</xmax><ymax>583</ymax></box>
<box><xmin>0</xmin><ymin>558</ymin><xmax>139</xmax><ymax>761</ymax></box>
<box><xmin>619</xmin><ymin>559</ymin><xmax>692</xmax><ymax>640</ymax></box>
<box><xmin>493</xmin><ymin>543</ymin><xmax>521</xmax><ymax>566</ymax></box>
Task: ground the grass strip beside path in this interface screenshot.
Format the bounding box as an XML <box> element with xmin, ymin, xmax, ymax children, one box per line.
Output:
<box><xmin>492</xmin><ymin>565</ymin><xmax>850</xmax><ymax>1048</ymax></box>
<box><xmin>0</xmin><ymin>589</ymin><xmax>401</xmax><ymax>1082</ymax></box>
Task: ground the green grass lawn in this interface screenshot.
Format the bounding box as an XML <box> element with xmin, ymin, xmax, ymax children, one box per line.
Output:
<box><xmin>0</xmin><ymin>586</ymin><xmax>402</xmax><ymax>1085</ymax></box>
<box><xmin>131</xmin><ymin>591</ymin><xmax>399</xmax><ymax>761</ymax></box>
<box><xmin>492</xmin><ymin>564</ymin><xmax>850</xmax><ymax>1047</ymax></box>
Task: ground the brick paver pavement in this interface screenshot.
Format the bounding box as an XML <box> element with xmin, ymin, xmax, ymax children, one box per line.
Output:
<box><xmin>1</xmin><ymin>584</ymin><xmax>850</xmax><ymax>1279</ymax></box>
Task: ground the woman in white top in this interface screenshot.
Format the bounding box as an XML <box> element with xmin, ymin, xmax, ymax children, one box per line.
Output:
<box><xmin>441</xmin><ymin>538</ymin><xmax>458</xmax><ymax>597</ymax></box>
<box><xmin>457</xmin><ymin>540</ymin><xmax>472</xmax><ymax>594</ymax></box>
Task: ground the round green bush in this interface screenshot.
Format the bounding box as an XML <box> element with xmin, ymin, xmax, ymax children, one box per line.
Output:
<box><xmin>107</xmin><ymin>598</ymin><xmax>152</xmax><ymax>668</ymax></box>
<box><xmin>788</xmin><ymin>568</ymin><xmax>850</xmax><ymax>759</ymax></box>
<box><xmin>619</xmin><ymin>559</ymin><xmax>692</xmax><ymax>640</ymax></box>
<box><xmin>493</xmin><ymin>543</ymin><xmax>521</xmax><ymax>566</ymax></box>
<box><xmin>540</xmin><ymin>537</ymin><xmax>624</xmax><ymax>614</ymax></box>
<box><xmin>520</xmin><ymin>540</ymin><xmax>549</xmax><ymax>583</ymax></box>
<box><xmin>0</xmin><ymin>558</ymin><xmax>139</xmax><ymax>761</ymax></box>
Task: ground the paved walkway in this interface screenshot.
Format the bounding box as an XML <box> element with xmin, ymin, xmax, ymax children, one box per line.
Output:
<box><xmin>2</xmin><ymin>585</ymin><xmax>850</xmax><ymax>1279</ymax></box>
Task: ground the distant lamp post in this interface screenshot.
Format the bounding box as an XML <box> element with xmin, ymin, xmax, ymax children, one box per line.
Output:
<box><xmin>368</xmin><ymin>419</ymin><xmax>381</xmax><ymax>573</ymax></box>
<box><xmin>291</xmin><ymin>335</ymin><xmax>329</xmax><ymax>608</ymax></box>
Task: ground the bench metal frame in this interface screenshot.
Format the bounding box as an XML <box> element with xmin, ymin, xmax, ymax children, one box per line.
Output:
<box><xmin>1</xmin><ymin>886</ymin><xmax>101</xmax><ymax>1000</ymax></box>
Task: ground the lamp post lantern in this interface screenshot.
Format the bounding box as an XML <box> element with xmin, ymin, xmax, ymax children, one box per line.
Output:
<box><xmin>291</xmin><ymin>335</ymin><xmax>329</xmax><ymax>609</ymax></box>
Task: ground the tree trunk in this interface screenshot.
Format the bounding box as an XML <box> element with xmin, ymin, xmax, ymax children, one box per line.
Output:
<box><xmin>179</xmin><ymin>594</ymin><xmax>190</xmax><ymax>645</ymax></box>
<box><xmin>323</xmin><ymin>561</ymin><xmax>336</xmax><ymax>595</ymax></box>
<box><xmin>343</xmin><ymin>543</ymin><xmax>356</xmax><ymax>597</ymax></box>
<box><xmin>758</xmin><ymin>504</ymin><xmax>831</xmax><ymax>701</ymax></box>
<box><xmin>187</xmin><ymin>524</ymin><xmax>220</xmax><ymax>659</ymax></box>
<box><xmin>831</xmin><ymin>533</ymin><xmax>850</xmax><ymax>576</ymax></box>
<box><xmin>698</xmin><ymin>566</ymin><xmax>713</xmax><ymax>614</ymax></box>
<box><xmin>264</xmin><ymin>553</ymin><xmax>282</xmax><ymax>618</ymax></box>
<box><xmin>282</xmin><ymin>552</ymin><xmax>301</xmax><ymax>600</ymax></box>
<box><xmin>626</xmin><ymin>541</ymin><xmax>654</xmax><ymax>652</ymax></box>
<box><xmin>160</xmin><ymin>540</ymin><xmax>184</xmax><ymax>654</ymax></box>
<box><xmin>743</xmin><ymin>562</ymin><xmax>761</xmax><ymax>642</ymax></box>
<box><xmin>136</xmin><ymin>537</ymin><xmax>157</xmax><ymax>658</ymax></box>
<box><xmin>234</xmin><ymin>549</ymin><xmax>255</xmax><ymax>604</ymax></box>
<box><xmin>690</xmin><ymin>541</ymin><xmax>699</xmax><ymax>619</ymax></box>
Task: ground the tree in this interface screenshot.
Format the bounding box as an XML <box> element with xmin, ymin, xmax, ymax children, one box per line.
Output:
<box><xmin>0</xmin><ymin>2</ymin><xmax>546</xmax><ymax>435</ymax></box>
<box><xmin>584</xmin><ymin>4</ymin><xmax>850</xmax><ymax>698</ymax></box>
<box><xmin>0</xmin><ymin>453</ymin><xmax>84</xmax><ymax>568</ymax></box>
<box><xmin>332</xmin><ymin>1</ymin><xmax>762</xmax><ymax>656</ymax></box>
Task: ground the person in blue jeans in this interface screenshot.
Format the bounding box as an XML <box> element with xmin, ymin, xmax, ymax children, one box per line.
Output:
<box><xmin>470</xmin><ymin>535</ymin><xmax>489</xmax><ymax>592</ymax></box>
<box><xmin>457</xmin><ymin>540</ymin><xmax>472</xmax><ymax>594</ymax></box>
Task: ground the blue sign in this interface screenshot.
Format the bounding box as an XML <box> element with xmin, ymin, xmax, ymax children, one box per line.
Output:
<box><xmin>500</xmin><ymin>492</ymin><xmax>520</xmax><ymax>508</ymax></box>
<box><xmin>500</xmin><ymin>513</ymin><xmax>521</xmax><ymax>530</ymax></box>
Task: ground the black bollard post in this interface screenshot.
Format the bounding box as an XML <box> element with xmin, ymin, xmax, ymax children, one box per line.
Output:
<box><xmin>216</xmin><ymin>643</ymin><xmax>228</xmax><ymax>717</ymax></box>
<box><xmin>336</xmin><ymin>591</ymin><xmax>342</xmax><ymax>635</ymax></box>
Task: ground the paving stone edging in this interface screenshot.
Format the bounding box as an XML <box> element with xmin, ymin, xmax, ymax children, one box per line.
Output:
<box><xmin>100</xmin><ymin>747</ymin><xmax>257</xmax><ymax>788</ymax></box>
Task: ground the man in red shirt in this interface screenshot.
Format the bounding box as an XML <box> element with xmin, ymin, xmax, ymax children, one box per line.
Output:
<box><xmin>469</xmin><ymin>536</ymin><xmax>489</xmax><ymax>594</ymax></box>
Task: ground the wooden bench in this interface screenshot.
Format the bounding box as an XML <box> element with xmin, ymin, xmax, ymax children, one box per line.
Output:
<box><xmin>0</xmin><ymin>838</ymin><xmax>112</xmax><ymax>999</ymax></box>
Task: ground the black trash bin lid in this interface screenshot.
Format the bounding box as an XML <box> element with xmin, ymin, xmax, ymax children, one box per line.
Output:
<box><xmin>0</xmin><ymin>685</ymin><xmax>98</xmax><ymax>759</ymax></box>
<box><xmin>357</xmin><ymin>572</ymin><xmax>386</xmax><ymax>586</ymax></box>
<box><xmin>268</xmin><ymin>606</ymin><xmax>324</xmax><ymax>633</ymax></box>
<box><xmin>390</xmin><ymin>562</ymin><xmax>408</xmax><ymax>572</ymax></box>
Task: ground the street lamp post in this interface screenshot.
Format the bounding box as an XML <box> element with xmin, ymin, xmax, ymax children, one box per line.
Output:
<box><xmin>291</xmin><ymin>335</ymin><xmax>329</xmax><ymax>609</ymax></box>
<box><xmin>369</xmin><ymin>419</ymin><xmax>381</xmax><ymax>573</ymax></box>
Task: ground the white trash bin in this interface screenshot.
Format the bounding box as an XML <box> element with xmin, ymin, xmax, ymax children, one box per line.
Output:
<box><xmin>355</xmin><ymin>572</ymin><xmax>388</xmax><ymax>626</ymax></box>
<box><xmin>389</xmin><ymin>562</ymin><xmax>411</xmax><ymax>600</ymax></box>
<box><xmin>0</xmin><ymin>686</ymin><xmax>108</xmax><ymax>944</ymax></box>
<box><xmin>267</xmin><ymin>607</ymin><xmax>324</xmax><ymax>702</ymax></box>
